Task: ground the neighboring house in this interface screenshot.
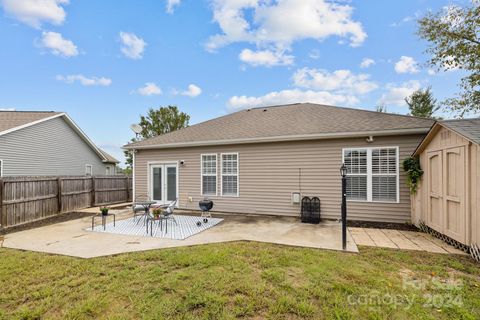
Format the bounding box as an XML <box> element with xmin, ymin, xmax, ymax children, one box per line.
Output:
<box><xmin>412</xmin><ymin>119</ymin><xmax>480</xmax><ymax>248</ymax></box>
<box><xmin>125</xmin><ymin>103</ymin><xmax>435</xmax><ymax>223</ymax></box>
<box><xmin>0</xmin><ymin>111</ymin><xmax>119</xmax><ymax>177</ymax></box>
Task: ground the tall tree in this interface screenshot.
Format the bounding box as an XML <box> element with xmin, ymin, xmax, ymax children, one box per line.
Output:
<box><xmin>375</xmin><ymin>104</ymin><xmax>387</xmax><ymax>113</ymax></box>
<box><xmin>124</xmin><ymin>106</ymin><xmax>190</xmax><ymax>168</ymax></box>
<box><xmin>405</xmin><ymin>87</ymin><xmax>439</xmax><ymax>118</ymax></box>
<box><xmin>417</xmin><ymin>2</ymin><xmax>480</xmax><ymax>116</ymax></box>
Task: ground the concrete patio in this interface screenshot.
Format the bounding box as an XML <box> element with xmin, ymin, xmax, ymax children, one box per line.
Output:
<box><xmin>349</xmin><ymin>227</ymin><xmax>467</xmax><ymax>255</ymax></box>
<box><xmin>1</xmin><ymin>210</ymin><xmax>358</xmax><ymax>258</ymax></box>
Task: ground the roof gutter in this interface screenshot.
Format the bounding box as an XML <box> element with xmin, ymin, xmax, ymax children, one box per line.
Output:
<box><xmin>124</xmin><ymin>127</ymin><xmax>431</xmax><ymax>150</ymax></box>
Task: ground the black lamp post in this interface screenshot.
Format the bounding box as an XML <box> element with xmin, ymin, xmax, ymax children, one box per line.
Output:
<box><xmin>340</xmin><ymin>164</ymin><xmax>348</xmax><ymax>250</ymax></box>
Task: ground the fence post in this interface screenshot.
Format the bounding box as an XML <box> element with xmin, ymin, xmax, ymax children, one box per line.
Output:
<box><xmin>91</xmin><ymin>176</ymin><xmax>96</xmax><ymax>207</ymax></box>
<box><xmin>0</xmin><ymin>179</ymin><xmax>4</xmax><ymax>227</ymax></box>
<box><xmin>57</xmin><ymin>177</ymin><xmax>62</xmax><ymax>214</ymax></box>
<box><xmin>125</xmin><ymin>176</ymin><xmax>130</xmax><ymax>202</ymax></box>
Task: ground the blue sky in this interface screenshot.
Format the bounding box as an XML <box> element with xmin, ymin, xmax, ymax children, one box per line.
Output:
<box><xmin>0</xmin><ymin>0</ymin><xmax>467</xmax><ymax>165</ymax></box>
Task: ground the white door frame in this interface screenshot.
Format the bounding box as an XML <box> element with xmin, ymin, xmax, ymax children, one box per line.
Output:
<box><xmin>147</xmin><ymin>161</ymin><xmax>179</xmax><ymax>206</ymax></box>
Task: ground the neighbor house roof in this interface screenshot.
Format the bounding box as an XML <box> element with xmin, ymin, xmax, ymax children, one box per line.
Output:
<box><xmin>0</xmin><ymin>110</ymin><xmax>115</xmax><ymax>163</ymax></box>
<box><xmin>125</xmin><ymin>103</ymin><xmax>435</xmax><ymax>150</ymax></box>
<box><xmin>100</xmin><ymin>150</ymin><xmax>120</xmax><ymax>164</ymax></box>
<box><xmin>413</xmin><ymin>118</ymin><xmax>480</xmax><ymax>156</ymax></box>
<box><xmin>0</xmin><ymin>111</ymin><xmax>62</xmax><ymax>134</ymax></box>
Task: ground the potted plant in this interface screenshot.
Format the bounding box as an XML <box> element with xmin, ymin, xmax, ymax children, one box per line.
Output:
<box><xmin>100</xmin><ymin>206</ymin><xmax>109</xmax><ymax>216</ymax></box>
<box><xmin>152</xmin><ymin>208</ymin><xmax>162</xmax><ymax>219</ymax></box>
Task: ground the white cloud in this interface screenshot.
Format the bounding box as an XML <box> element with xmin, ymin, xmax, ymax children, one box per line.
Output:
<box><xmin>228</xmin><ymin>89</ymin><xmax>358</xmax><ymax>111</ymax></box>
<box><xmin>38</xmin><ymin>31</ymin><xmax>78</xmax><ymax>57</ymax></box>
<box><xmin>206</xmin><ymin>0</ymin><xmax>366</xmax><ymax>57</ymax></box>
<box><xmin>56</xmin><ymin>74</ymin><xmax>112</xmax><ymax>86</ymax></box>
<box><xmin>292</xmin><ymin>68</ymin><xmax>378</xmax><ymax>95</ymax></box>
<box><xmin>119</xmin><ymin>32</ymin><xmax>146</xmax><ymax>60</ymax></box>
<box><xmin>166</xmin><ymin>0</ymin><xmax>181</xmax><ymax>14</ymax></box>
<box><xmin>378</xmin><ymin>80</ymin><xmax>421</xmax><ymax>107</ymax></box>
<box><xmin>239</xmin><ymin>48</ymin><xmax>294</xmax><ymax>67</ymax></box>
<box><xmin>0</xmin><ymin>0</ymin><xmax>68</xmax><ymax>28</ymax></box>
<box><xmin>360</xmin><ymin>58</ymin><xmax>375</xmax><ymax>68</ymax></box>
<box><xmin>427</xmin><ymin>69</ymin><xmax>436</xmax><ymax>76</ymax></box>
<box><xmin>174</xmin><ymin>84</ymin><xmax>202</xmax><ymax>97</ymax></box>
<box><xmin>136</xmin><ymin>82</ymin><xmax>162</xmax><ymax>96</ymax></box>
<box><xmin>394</xmin><ymin>56</ymin><xmax>419</xmax><ymax>74</ymax></box>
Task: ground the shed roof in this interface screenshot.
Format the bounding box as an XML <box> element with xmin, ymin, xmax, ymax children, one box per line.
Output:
<box><xmin>125</xmin><ymin>103</ymin><xmax>434</xmax><ymax>149</ymax></box>
<box><xmin>413</xmin><ymin>118</ymin><xmax>480</xmax><ymax>156</ymax></box>
<box><xmin>440</xmin><ymin>118</ymin><xmax>480</xmax><ymax>145</ymax></box>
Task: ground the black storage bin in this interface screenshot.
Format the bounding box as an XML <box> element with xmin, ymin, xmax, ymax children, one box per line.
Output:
<box><xmin>301</xmin><ymin>196</ymin><xmax>321</xmax><ymax>224</ymax></box>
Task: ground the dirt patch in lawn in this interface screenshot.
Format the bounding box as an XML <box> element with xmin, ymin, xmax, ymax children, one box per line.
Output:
<box><xmin>348</xmin><ymin>220</ymin><xmax>419</xmax><ymax>231</ymax></box>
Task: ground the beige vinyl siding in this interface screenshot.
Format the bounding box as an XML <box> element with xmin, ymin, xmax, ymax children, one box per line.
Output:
<box><xmin>413</xmin><ymin>126</ymin><xmax>479</xmax><ymax>246</ymax></box>
<box><xmin>135</xmin><ymin>134</ymin><xmax>424</xmax><ymax>223</ymax></box>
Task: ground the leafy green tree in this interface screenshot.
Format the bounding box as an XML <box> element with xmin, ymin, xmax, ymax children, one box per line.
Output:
<box><xmin>375</xmin><ymin>104</ymin><xmax>387</xmax><ymax>113</ymax></box>
<box><xmin>124</xmin><ymin>106</ymin><xmax>190</xmax><ymax>168</ymax></box>
<box><xmin>405</xmin><ymin>87</ymin><xmax>439</xmax><ymax>118</ymax></box>
<box><xmin>417</xmin><ymin>2</ymin><xmax>480</xmax><ymax>116</ymax></box>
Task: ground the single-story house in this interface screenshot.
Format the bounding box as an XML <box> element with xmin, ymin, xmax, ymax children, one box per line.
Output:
<box><xmin>125</xmin><ymin>103</ymin><xmax>435</xmax><ymax>223</ymax></box>
<box><xmin>0</xmin><ymin>111</ymin><xmax>119</xmax><ymax>176</ymax></box>
<box><xmin>412</xmin><ymin>118</ymin><xmax>480</xmax><ymax>248</ymax></box>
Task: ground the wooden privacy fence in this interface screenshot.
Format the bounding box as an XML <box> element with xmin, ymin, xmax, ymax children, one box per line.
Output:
<box><xmin>0</xmin><ymin>175</ymin><xmax>132</xmax><ymax>228</ymax></box>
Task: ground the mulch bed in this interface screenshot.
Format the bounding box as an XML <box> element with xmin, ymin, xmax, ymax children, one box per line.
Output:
<box><xmin>0</xmin><ymin>212</ymin><xmax>95</xmax><ymax>235</ymax></box>
<box><xmin>347</xmin><ymin>220</ymin><xmax>419</xmax><ymax>231</ymax></box>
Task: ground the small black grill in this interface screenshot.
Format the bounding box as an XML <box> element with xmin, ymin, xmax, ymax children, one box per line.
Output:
<box><xmin>199</xmin><ymin>200</ymin><xmax>214</xmax><ymax>212</ymax></box>
<box><xmin>197</xmin><ymin>199</ymin><xmax>214</xmax><ymax>226</ymax></box>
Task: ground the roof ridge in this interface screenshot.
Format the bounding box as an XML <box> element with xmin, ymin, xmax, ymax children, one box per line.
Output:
<box><xmin>0</xmin><ymin>111</ymin><xmax>59</xmax><ymax>114</ymax></box>
<box><xmin>440</xmin><ymin>117</ymin><xmax>480</xmax><ymax>122</ymax></box>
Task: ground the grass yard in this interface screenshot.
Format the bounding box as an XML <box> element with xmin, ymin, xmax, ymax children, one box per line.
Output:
<box><xmin>0</xmin><ymin>242</ymin><xmax>479</xmax><ymax>320</ymax></box>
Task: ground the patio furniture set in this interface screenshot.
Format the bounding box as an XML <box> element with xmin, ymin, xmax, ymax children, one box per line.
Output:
<box><xmin>91</xmin><ymin>196</ymin><xmax>215</xmax><ymax>237</ymax></box>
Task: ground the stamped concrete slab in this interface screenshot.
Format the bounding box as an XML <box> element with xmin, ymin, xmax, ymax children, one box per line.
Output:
<box><xmin>363</xmin><ymin>228</ymin><xmax>398</xmax><ymax>248</ymax></box>
<box><xmin>349</xmin><ymin>227</ymin><xmax>466</xmax><ymax>255</ymax></box>
<box><xmin>2</xmin><ymin>211</ymin><xmax>358</xmax><ymax>258</ymax></box>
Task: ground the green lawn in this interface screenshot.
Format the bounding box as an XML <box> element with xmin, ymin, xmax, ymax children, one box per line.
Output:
<box><xmin>0</xmin><ymin>242</ymin><xmax>479</xmax><ymax>319</ymax></box>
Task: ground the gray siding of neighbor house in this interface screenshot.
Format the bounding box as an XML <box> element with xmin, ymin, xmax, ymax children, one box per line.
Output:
<box><xmin>134</xmin><ymin>134</ymin><xmax>425</xmax><ymax>223</ymax></box>
<box><xmin>0</xmin><ymin>117</ymin><xmax>108</xmax><ymax>176</ymax></box>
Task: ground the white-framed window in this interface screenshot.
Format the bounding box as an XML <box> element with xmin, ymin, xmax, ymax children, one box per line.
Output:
<box><xmin>106</xmin><ymin>166</ymin><xmax>111</xmax><ymax>176</ymax></box>
<box><xmin>221</xmin><ymin>153</ymin><xmax>239</xmax><ymax>196</ymax></box>
<box><xmin>342</xmin><ymin>147</ymin><xmax>399</xmax><ymax>203</ymax></box>
<box><xmin>85</xmin><ymin>164</ymin><xmax>93</xmax><ymax>176</ymax></box>
<box><xmin>201</xmin><ymin>154</ymin><xmax>217</xmax><ymax>195</ymax></box>
<box><xmin>0</xmin><ymin>160</ymin><xmax>3</xmax><ymax>177</ymax></box>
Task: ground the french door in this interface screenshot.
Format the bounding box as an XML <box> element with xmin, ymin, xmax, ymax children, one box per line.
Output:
<box><xmin>150</xmin><ymin>163</ymin><xmax>178</xmax><ymax>206</ymax></box>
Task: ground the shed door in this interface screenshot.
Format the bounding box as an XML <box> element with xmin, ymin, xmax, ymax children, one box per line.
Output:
<box><xmin>443</xmin><ymin>146</ymin><xmax>466</xmax><ymax>243</ymax></box>
<box><xmin>427</xmin><ymin>151</ymin><xmax>443</xmax><ymax>232</ymax></box>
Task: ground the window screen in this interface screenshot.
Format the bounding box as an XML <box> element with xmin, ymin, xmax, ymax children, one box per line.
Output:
<box><xmin>343</xmin><ymin>147</ymin><xmax>398</xmax><ymax>202</ymax></box>
<box><xmin>202</xmin><ymin>155</ymin><xmax>217</xmax><ymax>195</ymax></box>
<box><xmin>372</xmin><ymin>148</ymin><xmax>397</xmax><ymax>202</ymax></box>
<box><xmin>222</xmin><ymin>154</ymin><xmax>238</xmax><ymax>196</ymax></box>
<box><xmin>344</xmin><ymin>149</ymin><xmax>367</xmax><ymax>201</ymax></box>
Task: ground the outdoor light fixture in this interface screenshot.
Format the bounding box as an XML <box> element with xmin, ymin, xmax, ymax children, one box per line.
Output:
<box><xmin>340</xmin><ymin>163</ymin><xmax>348</xmax><ymax>250</ymax></box>
<box><xmin>340</xmin><ymin>164</ymin><xmax>347</xmax><ymax>177</ymax></box>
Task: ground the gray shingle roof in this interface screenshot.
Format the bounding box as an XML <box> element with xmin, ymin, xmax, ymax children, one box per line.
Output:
<box><xmin>0</xmin><ymin>111</ymin><xmax>62</xmax><ymax>133</ymax></box>
<box><xmin>440</xmin><ymin>118</ymin><xmax>480</xmax><ymax>145</ymax></box>
<box><xmin>100</xmin><ymin>150</ymin><xmax>120</xmax><ymax>164</ymax></box>
<box><xmin>125</xmin><ymin>103</ymin><xmax>435</xmax><ymax>149</ymax></box>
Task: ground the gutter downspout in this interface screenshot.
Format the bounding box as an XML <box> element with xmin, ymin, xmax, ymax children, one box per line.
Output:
<box><xmin>132</xmin><ymin>149</ymin><xmax>136</xmax><ymax>201</ymax></box>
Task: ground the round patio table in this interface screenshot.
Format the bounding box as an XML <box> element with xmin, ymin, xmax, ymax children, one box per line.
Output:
<box><xmin>133</xmin><ymin>201</ymin><xmax>157</xmax><ymax>224</ymax></box>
